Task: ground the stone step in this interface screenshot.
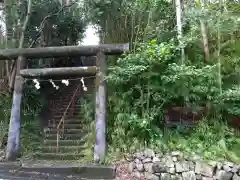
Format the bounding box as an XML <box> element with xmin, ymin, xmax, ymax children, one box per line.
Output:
<box><xmin>45</xmin><ymin>132</ymin><xmax>87</xmax><ymax>140</ymax></box>
<box><xmin>48</xmin><ymin>107</ymin><xmax>81</xmax><ymax>111</ymax></box>
<box><xmin>50</xmin><ymin>102</ymin><xmax>81</xmax><ymax>107</ymax></box>
<box><xmin>53</xmin><ymin>91</ymin><xmax>81</xmax><ymax>96</ymax></box>
<box><xmin>47</xmin><ymin>123</ymin><xmax>83</xmax><ymax>129</ymax></box>
<box><xmin>51</xmin><ymin>113</ymin><xmax>80</xmax><ymax>118</ymax></box>
<box><xmin>45</xmin><ymin>128</ymin><xmax>85</xmax><ymax>134</ymax></box>
<box><xmin>0</xmin><ymin>169</ymin><xmax>75</xmax><ymax>180</ymax></box>
<box><xmin>43</xmin><ymin>139</ymin><xmax>86</xmax><ymax>146</ymax></box>
<box><xmin>51</xmin><ymin>95</ymin><xmax>92</xmax><ymax>102</ymax></box>
<box><xmin>50</xmin><ymin>119</ymin><xmax>83</xmax><ymax>124</ymax></box>
<box><xmin>51</xmin><ymin>112</ymin><xmax>82</xmax><ymax>116</ymax></box>
<box><xmin>33</xmin><ymin>152</ymin><xmax>85</xmax><ymax>160</ymax></box>
<box><xmin>50</xmin><ymin>115</ymin><xmax>84</xmax><ymax>120</ymax></box>
<box><xmin>49</xmin><ymin>98</ymin><xmax>80</xmax><ymax>101</ymax></box>
<box><xmin>50</xmin><ymin>110</ymin><xmax>82</xmax><ymax>115</ymax></box>
<box><xmin>51</xmin><ymin>106</ymin><xmax>83</xmax><ymax>111</ymax></box>
<box><xmin>40</xmin><ymin>145</ymin><xmax>85</xmax><ymax>153</ymax></box>
<box><xmin>50</xmin><ymin>106</ymin><xmax>83</xmax><ymax>112</ymax></box>
<box><xmin>50</xmin><ymin>96</ymin><xmax>77</xmax><ymax>100</ymax></box>
<box><xmin>49</xmin><ymin>100</ymin><xmax>82</xmax><ymax>104</ymax></box>
<box><xmin>44</xmin><ymin>111</ymin><xmax>77</xmax><ymax>116</ymax></box>
<box><xmin>50</xmin><ymin>117</ymin><xmax>82</xmax><ymax>121</ymax></box>
<box><xmin>62</xmin><ymin>117</ymin><xmax>84</xmax><ymax>122</ymax></box>
<box><xmin>48</xmin><ymin>121</ymin><xmax>83</xmax><ymax>126</ymax></box>
<box><xmin>63</xmin><ymin>119</ymin><xmax>87</xmax><ymax>125</ymax></box>
<box><xmin>50</xmin><ymin>91</ymin><xmax>81</xmax><ymax>97</ymax></box>
<box><xmin>19</xmin><ymin>160</ymin><xmax>116</xmax><ymax>179</ymax></box>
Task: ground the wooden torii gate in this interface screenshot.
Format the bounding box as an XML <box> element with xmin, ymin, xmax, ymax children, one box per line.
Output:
<box><xmin>0</xmin><ymin>43</ymin><xmax>129</xmax><ymax>162</ymax></box>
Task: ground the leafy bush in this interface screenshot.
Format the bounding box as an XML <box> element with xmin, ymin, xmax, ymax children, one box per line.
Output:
<box><xmin>161</xmin><ymin>63</ymin><xmax>220</xmax><ymax>107</ymax></box>
<box><xmin>0</xmin><ymin>82</ymin><xmax>44</xmax><ymax>154</ymax></box>
<box><xmin>101</xmin><ymin>33</ymin><xmax>240</xmax><ymax>162</ymax></box>
<box><xmin>107</xmin><ymin>41</ymin><xmax>177</xmax><ymax>146</ymax></box>
<box><xmin>106</xmin><ymin>40</ymin><xmax>224</xmax><ymax>152</ymax></box>
<box><xmin>216</xmin><ymin>86</ymin><xmax>240</xmax><ymax>116</ymax></box>
<box><xmin>164</xmin><ymin>119</ymin><xmax>240</xmax><ymax>163</ymax></box>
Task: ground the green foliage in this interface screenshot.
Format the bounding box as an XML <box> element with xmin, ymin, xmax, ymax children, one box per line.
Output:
<box><xmin>1</xmin><ymin>0</ymin><xmax>87</xmax><ymax>155</ymax></box>
<box><xmin>3</xmin><ymin>0</ymin><xmax>240</xmax><ymax>163</ymax></box>
<box><xmin>83</xmin><ymin>0</ymin><xmax>175</xmax><ymax>44</ymax></box>
<box><xmin>77</xmin><ymin>94</ymin><xmax>95</xmax><ymax>163</ymax></box>
<box><xmin>21</xmin><ymin>115</ymin><xmax>42</xmax><ymax>155</ymax></box>
<box><xmin>0</xmin><ymin>121</ymin><xmax>9</xmax><ymax>149</ymax></box>
<box><xmin>108</xmin><ymin>41</ymin><xmax>176</xmax><ymax>84</ymax></box>
<box><xmin>107</xmin><ymin>41</ymin><xmax>177</xmax><ymax>147</ymax></box>
<box><xmin>0</xmin><ymin>82</ymin><xmax>44</xmax><ymax>154</ymax></box>
<box><xmin>164</xmin><ymin>119</ymin><xmax>240</xmax><ymax>163</ymax></box>
<box><xmin>4</xmin><ymin>0</ymin><xmax>87</xmax><ymax>69</ymax></box>
<box><xmin>87</xmin><ymin>0</ymin><xmax>240</xmax><ymax>163</ymax></box>
<box><xmin>22</xmin><ymin>82</ymin><xmax>44</xmax><ymax>115</ymax></box>
<box><xmin>161</xmin><ymin>64</ymin><xmax>219</xmax><ymax>106</ymax></box>
<box><xmin>105</xmin><ymin>36</ymin><xmax>240</xmax><ymax>161</ymax></box>
<box><xmin>217</xmin><ymin>86</ymin><xmax>240</xmax><ymax>116</ymax></box>
<box><xmin>28</xmin><ymin>0</ymin><xmax>86</xmax><ymax>46</ymax></box>
<box><xmin>0</xmin><ymin>93</ymin><xmax>12</xmax><ymax>122</ymax></box>
<box><xmin>20</xmin><ymin>82</ymin><xmax>44</xmax><ymax>154</ymax></box>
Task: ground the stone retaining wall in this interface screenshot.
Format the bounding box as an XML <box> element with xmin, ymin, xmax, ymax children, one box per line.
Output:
<box><xmin>127</xmin><ymin>149</ymin><xmax>240</xmax><ymax>180</ymax></box>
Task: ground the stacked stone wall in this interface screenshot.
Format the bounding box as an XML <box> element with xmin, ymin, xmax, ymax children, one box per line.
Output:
<box><xmin>127</xmin><ymin>149</ymin><xmax>240</xmax><ymax>180</ymax></box>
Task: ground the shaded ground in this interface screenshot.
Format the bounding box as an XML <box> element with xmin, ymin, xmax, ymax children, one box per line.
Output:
<box><xmin>0</xmin><ymin>158</ymin><xmax>133</xmax><ymax>180</ymax></box>
<box><xmin>0</xmin><ymin>169</ymin><xmax>83</xmax><ymax>180</ymax></box>
<box><xmin>0</xmin><ymin>162</ymin><xmax>129</xmax><ymax>180</ymax></box>
<box><xmin>0</xmin><ymin>163</ymin><xmax>132</xmax><ymax>180</ymax></box>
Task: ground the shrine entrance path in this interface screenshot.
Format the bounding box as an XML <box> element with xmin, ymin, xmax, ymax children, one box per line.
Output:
<box><xmin>0</xmin><ymin>161</ymin><xmax>115</xmax><ymax>180</ymax></box>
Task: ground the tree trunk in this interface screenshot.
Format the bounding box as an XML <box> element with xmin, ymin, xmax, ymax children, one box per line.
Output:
<box><xmin>200</xmin><ymin>21</ymin><xmax>209</xmax><ymax>60</ymax></box>
<box><xmin>200</xmin><ymin>21</ymin><xmax>210</xmax><ymax>62</ymax></box>
<box><xmin>94</xmin><ymin>51</ymin><xmax>107</xmax><ymax>163</ymax></box>
<box><xmin>175</xmin><ymin>0</ymin><xmax>185</xmax><ymax>64</ymax></box>
<box><xmin>216</xmin><ymin>0</ymin><xmax>223</xmax><ymax>94</ymax></box>
<box><xmin>4</xmin><ymin>0</ymin><xmax>14</xmax><ymax>86</ymax></box>
<box><xmin>200</xmin><ymin>0</ymin><xmax>210</xmax><ymax>62</ymax></box>
<box><xmin>9</xmin><ymin>63</ymin><xmax>16</xmax><ymax>91</ymax></box>
<box><xmin>6</xmin><ymin>0</ymin><xmax>32</xmax><ymax>161</ymax></box>
<box><xmin>6</xmin><ymin>60</ymin><xmax>10</xmax><ymax>80</ymax></box>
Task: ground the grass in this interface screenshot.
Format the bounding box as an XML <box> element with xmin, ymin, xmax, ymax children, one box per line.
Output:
<box><xmin>78</xmin><ymin>90</ymin><xmax>240</xmax><ymax>164</ymax></box>
<box><xmin>1</xmin><ymin>108</ymin><xmax>240</xmax><ymax>164</ymax></box>
<box><xmin>158</xmin><ymin>119</ymin><xmax>240</xmax><ymax>163</ymax></box>
<box><xmin>1</xmin><ymin>89</ymin><xmax>240</xmax><ymax>165</ymax></box>
<box><xmin>104</xmin><ymin>118</ymin><xmax>240</xmax><ymax>164</ymax></box>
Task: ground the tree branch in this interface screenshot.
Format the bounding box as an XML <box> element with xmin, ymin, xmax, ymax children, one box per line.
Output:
<box><xmin>9</xmin><ymin>1</ymin><xmax>76</xmax><ymax>90</ymax></box>
<box><xmin>212</xmin><ymin>40</ymin><xmax>235</xmax><ymax>58</ymax></box>
<box><xmin>29</xmin><ymin>1</ymin><xmax>77</xmax><ymax>48</ymax></box>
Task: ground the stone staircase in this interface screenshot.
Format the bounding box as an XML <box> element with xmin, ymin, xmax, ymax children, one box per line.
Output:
<box><xmin>34</xmin><ymin>81</ymin><xmax>88</xmax><ymax>161</ymax></box>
